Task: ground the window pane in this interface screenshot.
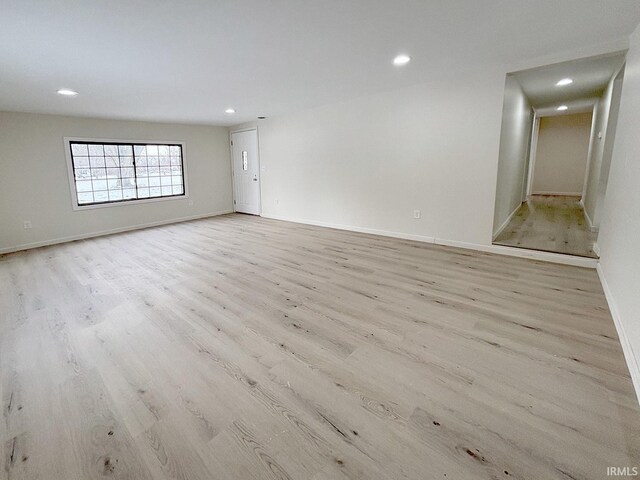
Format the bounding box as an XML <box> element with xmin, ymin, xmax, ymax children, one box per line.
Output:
<box><xmin>118</xmin><ymin>145</ymin><xmax>132</xmax><ymax>155</ymax></box>
<box><xmin>104</xmin><ymin>156</ymin><xmax>120</xmax><ymax>168</ymax></box>
<box><xmin>146</xmin><ymin>145</ymin><xmax>159</xmax><ymax>156</ymax></box>
<box><xmin>76</xmin><ymin>180</ymin><xmax>93</xmax><ymax>192</ymax></box>
<box><xmin>72</xmin><ymin>144</ymin><xmax>89</xmax><ymax>156</ymax></box>
<box><xmin>123</xmin><ymin>188</ymin><xmax>136</xmax><ymax>199</ymax></box>
<box><xmin>120</xmin><ymin>166</ymin><xmax>135</xmax><ymax>179</ymax></box>
<box><xmin>93</xmin><ymin>178</ymin><xmax>108</xmax><ymax>190</ymax></box>
<box><xmin>93</xmin><ymin>191</ymin><xmax>109</xmax><ymax>202</ymax></box>
<box><xmin>137</xmin><ymin>177</ymin><xmax>149</xmax><ymax>187</ymax></box>
<box><xmin>91</xmin><ymin>168</ymin><xmax>106</xmax><ymax>179</ymax></box>
<box><xmin>74</xmin><ymin>168</ymin><xmax>91</xmax><ymax>179</ymax></box>
<box><xmin>90</xmin><ymin>157</ymin><xmax>106</xmax><ymax>168</ymax></box>
<box><xmin>104</xmin><ymin>145</ymin><xmax>118</xmax><ymax>156</ymax></box>
<box><xmin>121</xmin><ymin>178</ymin><xmax>136</xmax><ymax>189</ymax></box>
<box><xmin>88</xmin><ymin>144</ymin><xmax>104</xmax><ymax>156</ymax></box>
<box><xmin>74</xmin><ymin>157</ymin><xmax>90</xmax><ymax>168</ymax></box>
<box><xmin>108</xmin><ymin>189</ymin><xmax>123</xmax><ymax>201</ymax></box>
<box><xmin>69</xmin><ymin>142</ymin><xmax>184</xmax><ymax>206</ymax></box>
<box><xmin>77</xmin><ymin>192</ymin><xmax>94</xmax><ymax>204</ymax></box>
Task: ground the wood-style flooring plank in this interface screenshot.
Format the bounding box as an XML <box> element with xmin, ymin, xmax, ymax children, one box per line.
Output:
<box><xmin>1</xmin><ymin>213</ymin><xmax>638</xmax><ymax>479</ymax></box>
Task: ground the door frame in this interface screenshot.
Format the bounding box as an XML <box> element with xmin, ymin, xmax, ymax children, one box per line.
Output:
<box><xmin>230</xmin><ymin>127</ymin><xmax>262</xmax><ymax>215</ymax></box>
<box><xmin>525</xmin><ymin>112</ymin><xmax>540</xmax><ymax>198</ymax></box>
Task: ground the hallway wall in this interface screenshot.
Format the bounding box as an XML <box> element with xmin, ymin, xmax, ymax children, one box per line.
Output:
<box><xmin>583</xmin><ymin>67</ymin><xmax>625</xmax><ymax>230</ymax></box>
<box><xmin>532</xmin><ymin>112</ymin><xmax>592</xmax><ymax>195</ymax></box>
<box><xmin>598</xmin><ymin>23</ymin><xmax>640</xmax><ymax>399</ymax></box>
<box><xmin>493</xmin><ymin>75</ymin><xmax>534</xmax><ymax>237</ymax></box>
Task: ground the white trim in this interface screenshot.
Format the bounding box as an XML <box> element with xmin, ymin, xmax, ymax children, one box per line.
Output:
<box><xmin>581</xmin><ymin>199</ymin><xmax>599</xmax><ymax>232</ymax></box>
<box><xmin>504</xmin><ymin>41</ymin><xmax>628</xmax><ymax>75</ymax></box>
<box><xmin>0</xmin><ymin>210</ymin><xmax>233</xmax><ymax>255</ymax></box>
<box><xmin>262</xmin><ymin>213</ymin><xmax>597</xmax><ymax>268</ymax></box>
<box><xmin>526</xmin><ymin>114</ymin><xmax>540</xmax><ymax>197</ymax></box>
<box><xmin>262</xmin><ymin>214</ymin><xmax>436</xmax><ymax>244</ymax></box>
<box><xmin>592</xmin><ymin>242</ymin><xmax>601</xmax><ymax>257</ymax></box>
<box><xmin>435</xmin><ymin>238</ymin><xmax>597</xmax><ymax>268</ymax></box>
<box><xmin>229</xmin><ymin>121</ymin><xmax>260</xmax><ymax>134</ymax></box>
<box><xmin>582</xmin><ymin>106</ymin><xmax>600</xmax><ymax>200</ymax></box>
<box><xmin>492</xmin><ymin>201</ymin><xmax>521</xmax><ymax>241</ymax></box>
<box><xmin>63</xmin><ymin>136</ymin><xmax>189</xmax><ymax>211</ymax></box>
<box><xmin>596</xmin><ymin>263</ymin><xmax>640</xmax><ymax>404</ymax></box>
<box><xmin>531</xmin><ymin>191</ymin><xmax>583</xmax><ymax>196</ymax></box>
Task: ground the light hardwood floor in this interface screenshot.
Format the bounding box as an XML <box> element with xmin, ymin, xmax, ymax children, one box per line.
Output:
<box><xmin>1</xmin><ymin>214</ymin><xmax>638</xmax><ymax>479</ymax></box>
<box><xmin>494</xmin><ymin>195</ymin><xmax>598</xmax><ymax>258</ymax></box>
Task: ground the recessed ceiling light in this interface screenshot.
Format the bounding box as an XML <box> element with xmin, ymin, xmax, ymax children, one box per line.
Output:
<box><xmin>57</xmin><ymin>89</ymin><xmax>78</xmax><ymax>96</ymax></box>
<box><xmin>556</xmin><ymin>78</ymin><xmax>573</xmax><ymax>87</ymax></box>
<box><xmin>557</xmin><ymin>105</ymin><xmax>568</xmax><ymax>111</ymax></box>
<box><xmin>225</xmin><ymin>108</ymin><xmax>235</xmax><ymax>114</ymax></box>
<box><xmin>393</xmin><ymin>54</ymin><xmax>411</xmax><ymax>66</ymax></box>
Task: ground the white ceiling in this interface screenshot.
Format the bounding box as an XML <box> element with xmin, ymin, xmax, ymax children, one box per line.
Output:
<box><xmin>1</xmin><ymin>0</ymin><xmax>639</xmax><ymax>126</ymax></box>
<box><xmin>511</xmin><ymin>51</ymin><xmax>627</xmax><ymax>109</ymax></box>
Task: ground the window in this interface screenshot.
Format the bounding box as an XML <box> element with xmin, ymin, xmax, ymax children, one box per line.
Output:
<box><xmin>68</xmin><ymin>141</ymin><xmax>185</xmax><ymax>207</ymax></box>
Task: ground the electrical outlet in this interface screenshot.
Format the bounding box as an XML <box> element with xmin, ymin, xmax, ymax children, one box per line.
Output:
<box><xmin>23</xmin><ymin>220</ymin><xmax>32</xmax><ymax>229</ymax></box>
<box><xmin>413</xmin><ymin>210</ymin><xmax>421</xmax><ymax>219</ymax></box>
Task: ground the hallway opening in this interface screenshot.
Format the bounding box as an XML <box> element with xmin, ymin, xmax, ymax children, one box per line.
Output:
<box><xmin>492</xmin><ymin>52</ymin><xmax>626</xmax><ymax>258</ymax></box>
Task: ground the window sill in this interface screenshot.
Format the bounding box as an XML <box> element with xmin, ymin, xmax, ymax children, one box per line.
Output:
<box><xmin>71</xmin><ymin>193</ymin><xmax>190</xmax><ymax>211</ymax></box>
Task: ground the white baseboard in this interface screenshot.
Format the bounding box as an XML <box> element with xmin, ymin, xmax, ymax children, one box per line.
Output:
<box><xmin>596</xmin><ymin>263</ymin><xmax>640</xmax><ymax>404</ymax></box>
<box><xmin>262</xmin><ymin>214</ymin><xmax>437</xmax><ymax>244</ymax></box>
<box><xmin>262</xmin><ymin>213</ymin><xmax>598</xmax><ymax>268</ymax></box>
<box><xmin>492</xmin><ymin>202</ymin><xmax>522</xmax><ymax>241</ymax></box>
<box><xmin>0</xmin><ymin>209</ymin><xmax>234</xmax><ymax>255</ymax></box>
<box><xmin>581</xmin><ymin>203</ymin><xmax>599</xmax><ymax>233</ymax></box>
<box><xmin>435</xmin><ymin>238</ymin><xmax>597</xmax><ymax>268</ymax></box>
<box><xmin>532</xmin><ymin>191</ymin><xmax>583</xmax><ymax>196</ymax></box>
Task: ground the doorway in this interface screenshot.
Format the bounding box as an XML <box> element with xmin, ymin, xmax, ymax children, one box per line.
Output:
<box><xmin>492</xmin><ymin>51</ymin><xmax>626</xmax><ymax>258</ymax></box>
<box><xmin>231</xmin><ymin>129</ymin><xmax>261</xmax><ymax>215</ymax></box>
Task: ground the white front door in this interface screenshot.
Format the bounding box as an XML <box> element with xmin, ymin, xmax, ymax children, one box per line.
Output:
<box><xmin>231</xmin><ymin>129</ymin><xmax>261</xmax><ymax>215</ymax></box>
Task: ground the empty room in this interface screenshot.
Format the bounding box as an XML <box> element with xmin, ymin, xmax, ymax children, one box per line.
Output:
<box><xmin>1</xmin><ymin>2</ymin><xmax>640</xmax><ymax>479</ymax></box>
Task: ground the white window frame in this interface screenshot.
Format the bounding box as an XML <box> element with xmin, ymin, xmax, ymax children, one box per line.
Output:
<box><xmin>64</xmin><ymin>137</ymin><xmax>189</xmax><ymax>211</ymax></box>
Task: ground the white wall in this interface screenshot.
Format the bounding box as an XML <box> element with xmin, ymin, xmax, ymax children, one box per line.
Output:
<box><xmin>531</xmin><ymin>112</ymin><xmax>592</xmax><ymax>195</ymax></box>
<box><xmin>257</xmin><ymin>70</ymin><xmax>506</xmax><ymax>247</ymax></box>
<box><xmin>0</xmin><ymin>111</ymin><xmax>233</xmax><ymax>252</ymax></box>
<box><xmin>583</xmin><ymin>68</ymin><xmax>625</xmax><ymax>229</ymax></box>
<box><xmin>493</xmin><ymin>76</ymin><xmax>533</xmax><ymax>236</ymax></box>
<box><xmin>598</xmin><ymin>24</ymin><xmax>640</xmax><ymax>397</ymax></box>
